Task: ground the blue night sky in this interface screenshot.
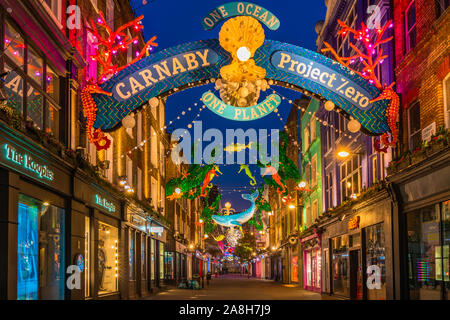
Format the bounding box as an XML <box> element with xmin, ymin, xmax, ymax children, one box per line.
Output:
<box><xmin>131</xmin><ymin>0</ymin><xmax>326</xmax><ymax>210</ymax></box>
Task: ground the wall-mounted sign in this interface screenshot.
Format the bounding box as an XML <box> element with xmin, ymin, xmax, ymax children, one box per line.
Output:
<box><xmin>421</xmin><ymin>122</ymin><xmax>436</xmax><ymax>142</ymax></box>
<box><xmin>94</xmin><ymin>194</ymin><xmax>116</xmax><ymax>212</ymax></box>
<box><xmin>201</xmin><ymin>2</ymin><xmax>280</xmax><ymax>31</ymax></box>
<box><xmin>93</xmin><ymin>40</ymin><xmax>389</xmax><ymax>135</ymax></box>
<box><xmin>3</xmin><ymin>144</ymin><xmax>54</xmax><ymax>181</ymax></box>
<box><xmin>149</xmin><ymin>226</ymin><xmax>164</xmax><ymax>234</ymax></box>
<box><xmin>202</xmin><ymin>91</ymin><xmax>281</xmax><ymax>121</ymax></box>
<box><xmin>348</xmin><ymin>216</ymin><xmax>360</xmax><ymax>230</ymax></box>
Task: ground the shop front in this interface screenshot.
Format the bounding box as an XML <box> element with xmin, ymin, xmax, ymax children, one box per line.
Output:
<box><xmin>388</xmin><ymin>150</ymin><xmax>450</xmax><ymax>300</ymax></box>
<box><xmin>149</xmin><ymin>222</ymin><xmax>167</xmax><ymax>289</ymax></box>
<box><xmin>0</xmin><ymin>125</ymin><xmax>72</xmax><ymax>300</ymax></box>
<box><xmin>319</xmin><ymin>189</ymin><xmax>394</xmax><ymax>300</ymax></box>
<box><xmin>301</xmin><ymin>232</ymin><xmax>321</xmax><ymax>292</ymax></box>
<box><xmin>73</xmin><ymin>176</ymin><xmax>122</xmax><ymax>300</ymax></box>
<box><xmin>165</xmin><ymin>238</ymin><xmax>187</xmax><ymax>284</ymax></box>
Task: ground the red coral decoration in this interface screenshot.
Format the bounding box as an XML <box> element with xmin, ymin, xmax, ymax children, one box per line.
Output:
<box><xmin>322</xmin><ymin>20</ymin><xmax>398</xmax><ymax>152</ymax></box>
<box><xmin>87</xmin><ymin>11</ymin><xmax>158</xmax><ymax>83</ymax></box>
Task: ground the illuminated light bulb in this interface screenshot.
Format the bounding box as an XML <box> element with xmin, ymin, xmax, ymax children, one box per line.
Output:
<box><xmin>236</xmin><ymin>46</ymin><xmax>251</xmax><ymax>62</ymax></box>
<box><xmin>175</xmin><ymin>187</ymin><xmax>181</xmax><ymax>194</ymax></box>
<box><xmin>337</xmin><ymin>150</ymin><xmax>350</xmax><ymax>158</ymax></box>
<box><xmin>346</xmin><ymin>182</ymin><xmax>352</xmax><ymax>188</ymax></box>
<box><xmin>289</xmin><ymin>204</ymin><xmax>295</xmax><ymax>209</ymax></box>
<box><xmin>298</xmin><ymin>181</ymin><xmax>307</xmax><ymax>188</ymax></box>
<box><xmin>43</xmin><ymin>202</ymin><xmax>50</xmax><ymax>207</ymax></box>
<box><xmin>348</xmin><ymin>119</ymin><xmax>361</xmax><ymax>133</ymax></box>
<box><xmin>199</xmin><ymin>219</ymin><xmax>203</xmax><ymax>223</ymax></box>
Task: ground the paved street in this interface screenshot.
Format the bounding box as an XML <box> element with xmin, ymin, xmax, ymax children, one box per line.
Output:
<box><xmin>147</xmin><ymin>274</ymin><xmax>340</xmax><ymax>300</ymax></box>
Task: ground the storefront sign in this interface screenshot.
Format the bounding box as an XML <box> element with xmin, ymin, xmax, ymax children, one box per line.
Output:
<box><xmin>94</xmin><ymin>194</ymin><xmax>116</xmax><ymax>212</ymax></box>
<box><xmin>348</xmin><ymin>216</ymin><xmax>360</xmax><ymax>230</ymax></box>
<box><xmin>201</xmin><ymin>91</ymin><xmax>281</xmax><ymax>121</ymax></box>
<box><xmin>3</xmin><ymin>144</ymin><xmax>54</xmax><ymax>181</ymax></box>
<box><xmin>201</xmin><ymin>2</ymin><xmax>280</xmax><ymax>31</ymax></box>
<box><xmin>149</xmin><ymin>226</ymin><xmax>164</xmax><ymax>234</ymax></box>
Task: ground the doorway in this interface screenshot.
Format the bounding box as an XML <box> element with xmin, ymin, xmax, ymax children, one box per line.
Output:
<box><xmin>349</xmin><ymin>249</ymin><xmax>363</xmax><ymax>300</ymax></box>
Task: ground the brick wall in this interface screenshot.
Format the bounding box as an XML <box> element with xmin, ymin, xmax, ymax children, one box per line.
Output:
<box><xmin>394</xmin><ymin>1</ymin><xmax>450</xmax><ymax>150</ymax></box>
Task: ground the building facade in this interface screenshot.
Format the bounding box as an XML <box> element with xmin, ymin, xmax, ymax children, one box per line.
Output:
<box><xmin>0</xmin><ymin>0</ymin><xmax>193</xmax><ymax>300</ymax></box>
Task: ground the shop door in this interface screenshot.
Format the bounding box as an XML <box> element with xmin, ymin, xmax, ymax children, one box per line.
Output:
<box><xmin>349</xmin><ymin>250</ymin><xmax>363</xmax><ymax>300</ymax></box>
<box><xmin>312</xmin><ymin>252</ymin><xmax>317</xmax><ymax>289</ymax></box>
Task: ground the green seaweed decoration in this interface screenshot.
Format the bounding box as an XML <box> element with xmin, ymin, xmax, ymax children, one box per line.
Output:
<box><xmin>202</xmin><ymin>193</ymin><xmax>222</xmax><ymax>234</ymax></box>
<box><xmin>257</xmin><ymin>131</ymin><xmax>301</xmax><ymax>196</ymax></box>
<box><xmin>248</xmin><ymin>185</ymin><xmax>271</xmax><ymax>230</ymax></box>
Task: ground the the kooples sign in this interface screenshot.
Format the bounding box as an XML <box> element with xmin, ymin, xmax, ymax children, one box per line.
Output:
<box><xmin>94</xmin><ymin>194</ymin><xmax>116</xmax><ymax>213</ymax></box>
<box><xmin>113</xmin><ymin>49</ymin><xmax>218</xmax><ymax>101</ymax></box>
<box><xmin>3</xmin><ymin>144</ymin><xmax>54</xmax><ymax>181</ymax></box>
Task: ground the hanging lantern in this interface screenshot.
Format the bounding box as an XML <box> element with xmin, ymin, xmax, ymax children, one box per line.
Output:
<box><xmin>149</xmin><ymin>97</ymin><xmax>159</xmax><ymax>108</ymax></box>
<box><xmin>325</xmin><ymin>100</ymin><xmax>335</xmax><ymax>111</ymax></box>
<box><xmin>122</xmin><ymin>114</ymin><xmax>136</xmax><ymax>128</ymax></box>
<box><xmin>348</xmin><ymin>118</ymin><xmax>361</xmax><ymax>133</ymax></box>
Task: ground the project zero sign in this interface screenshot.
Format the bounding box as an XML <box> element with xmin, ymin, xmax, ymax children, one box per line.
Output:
<box><xmin>201</xmin><ymin>2</ymin><xmax>280</xmax><ymax>31</ymax></box>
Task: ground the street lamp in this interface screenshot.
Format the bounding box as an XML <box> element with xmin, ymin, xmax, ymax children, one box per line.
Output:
<box><xmin>337</xmin><ymin>149</ymin><xmax>364</xmax><ymax>159</ymax></box>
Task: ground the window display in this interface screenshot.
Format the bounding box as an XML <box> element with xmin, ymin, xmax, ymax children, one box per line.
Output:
<box><xmin>85</xmin><ymin>216</ymin><xmax>90</xmax><ymax>297</ymax></box>
<box><xmin>365</xmin><ymin>223</ymin><xmax>386</xmax><ymax>300</ymax></box>
<box><xmin>129</xmin><ymin>231</ymin><xmax>135</xmax><ymax>280</ymax></box>
<box><xmin>332</xmin><ymin>235</ymin><xmax>349</xmax><ymax>297</ymax></box>
<box><xmin>159</xmin><ymin>242</ymin><xmax>165</xmax><ymax>281</ymax></box>
<box><xmin>17</xmin><ymin>194</ymin><xmax>65</xmax><ymax>300</ymax></box>
<box><xmin>165</xmin><ymin>252</ymin><xmax>174</xmax><ymax>280</ymax></box>
<box><xmin>151</xmin><ymin>239</ymin><xmax>155</xmax><ymax>281</ymax></box>
<box><xmin>98</xmin><ymin>222</ymin><xmax>118</xmax><ymax>295</ymax></box>
<box><xmin>141</xmin><ymin>236</ymin><xmax>146</xmax><ymax>279</ymax></box>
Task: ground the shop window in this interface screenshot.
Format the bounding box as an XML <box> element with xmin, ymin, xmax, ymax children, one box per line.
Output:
<box><xmin>443</xmin><ymin>201</ymin><xmax>450</xmax><ymax>300</ymax></box>
<box><xmin>164</xmin><ymin>252</ymin><xmax>174</xmax><ymax>280</ymax></box>
<box><xmin>141</xmin><ymin>236</ymin><xmax>147</xmax><ymax>279</ymax></box>
<box><xmin>365</xmin><ymin>223</ymin><xmax>386</xmax><ymax>300</ymax></box>
<box><xmin>85</xmin><ymin>216</ymin><xmax>90</xmax><ymax>298</ymax></box>
<box><xmin>159</xmin><ymin>242</ymin><xmax>165</xmax><ymax>281</ymax></box>
<box><xmin>3</xmin><ymin>63</ymin><xmax>24</xmax><ymax>115</ymax></box>
<box><xmin>435</xmin><ymin>0</ymin><xmax>449</xmax><ymax>19</ymax></box>
<box><xmin>407</xmin><ymin>204</ymin><xmax>441</xmax><ymax>299</ymax></box>
<box><xmin>129</xmin><ymin>231</ymin><xmax>135</xmax><ymax>280</ymax></box>
<box><xmin>98</xmin><ymin>222</ymin><xmax>118</xmax><ymax>294</ymax></box>
<box><xmin>17</xmin><ymin>194</ymin><xmax>65</xmax><ymax>300</ymax></box>
<box><xmin>405</xmin><ymin>1</ymin><xmax>417</xmax><ymax>53</ymax></box>
<box><xmin>45</xmin><ymin>65</ymin><xmax>60</xmax><ymax>103</ymax></box>
<box><xmin>4</xmin><ymin>21</ymin><xmax>24</xmax><ymax>66</ymax></box>
<box><xmin>408</xmin><ymin>101</ymin><xmax>421</xmax><ymax>150</ymax></box>
<box><xmin>317</xmin><ymin>249</ymin><xmax>321</xmax><ymax>289</ymax></box>
<box><xmin>332</xmin><ymin>235</ymin><xmax>349</xmax><ymax>297</ymax></box>
<box><xmin>150</xmin><ymin>239</ymin><xmax>155</xmax><ymax>281</ymax></box>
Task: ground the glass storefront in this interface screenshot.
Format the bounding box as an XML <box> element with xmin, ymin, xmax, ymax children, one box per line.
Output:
<box><xmin>129</xmin><ymin>231</ymin><xmax>135</xmax><ymax>280</ymax></box>
<box><xmin>365</xmin><ymin>223</ymin><xmax>386</xmax><ymax>300</ymax></box>
<box><xmin>98</xmin><ymin>222</ymin><xmax>118</xmax><ymax>295</ymax></box>
<box><xmin>304</xmin><ymin>248</ymin><xmax>321</xmax><ymax>290</ymax></box>
<box><xmin>332</xmin><ymin>235</ymin><xmax>349</xmax><ymax>297</ymax></box>
<box><xmin>85</xmin><ymin>216</ymin><xmax>90</xmax><ymax>298</ymax></box>
<box><xmin>407</xmin><ymin>200</ymin><xmax>450</xmax><ymax>300</ymax></box>
<box><xmin>141</xmin><ymin>235</ymin><xmax>146</xmax><ymax>280</ymax></box>
<box><xmin>17</xmin><ymin>194</ymin><xmax>65</xmax><ymax>300</ymax></box>
<box><xmin>291</xmin><ymin>255</ymin><xmax>298</xmax><ymax>283</ymax></box>
<box><xmin>159</xmin><ymin>242</ymin><xmax>165</xmax><ymax>282</ymax></box>
<box><xmin>151</xmin><ymin>239</ymin><xmax>155</xmax><ymax>281</ymax></box>
<box><xmin>165</xmin><ymin>252</ymin><xmax>174</xmax><ymax>280</ymax></box>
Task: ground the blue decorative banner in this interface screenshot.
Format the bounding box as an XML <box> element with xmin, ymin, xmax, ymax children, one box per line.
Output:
<box><xmin>202</xmin><ymin>91</ymin><xmax>281</xmax><ymax>121</ymax></box>
<box><xmin>93</xmin><ymin>39</ymin><xmax>389</xmax><ymax>135</ymax></box>
<box><xmin>201</xmin><ymin>2</ymin><xmax>280</xmax><ymax>31</ymax></box>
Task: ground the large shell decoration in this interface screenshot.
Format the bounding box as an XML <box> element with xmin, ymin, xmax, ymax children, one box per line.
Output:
<box><xmin>217</xmin><ymin>16</ymin><xmax>269</xmax><ymax>108</ymax></box>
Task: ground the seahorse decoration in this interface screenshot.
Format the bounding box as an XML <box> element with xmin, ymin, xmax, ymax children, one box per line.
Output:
<box><xmin>200</xmin><ymin>165</ymin><xmax>222</xmax><ymax>197</ymax></box>
<box><xmin>238</xmin><ymin>164</ymin><xmax>256</xmax><ymax>186</ymax></box>
<box><xmin>370</xmin><ymin>84</ymin><xmax>399</xmax><ymax>153</ymax></box>
<box><xmin>262</xmin><ymin>165</ymin><xmax>286</xmax><ymax>194</ymax></box>
<box><xmin>81</xmin><ymin>79</ymin><xmax>113</xmax><ymax>150</ymax></box>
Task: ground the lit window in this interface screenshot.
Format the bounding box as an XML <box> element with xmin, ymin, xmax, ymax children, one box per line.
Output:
<box><xmin>340</xmin><ymin>155</ymin><xmax>361</xmax><ymax>203</ymax></box>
